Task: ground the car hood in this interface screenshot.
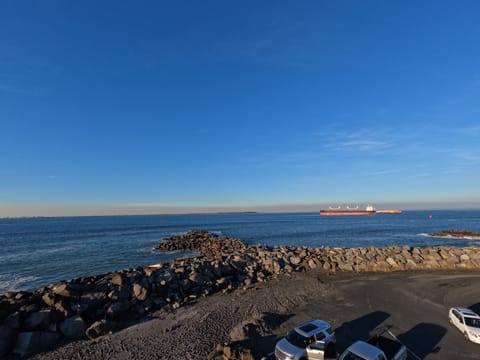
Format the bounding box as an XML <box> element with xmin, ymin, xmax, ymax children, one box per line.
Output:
<box><xmin>466</xmin><ymin>326</ymin><xmax>480</xmax><ymax>335</ymax></box>
<box><xmin>276</xmin><ymin>338</ymin><xmax>304</xmax><ymax>357</ymax></box>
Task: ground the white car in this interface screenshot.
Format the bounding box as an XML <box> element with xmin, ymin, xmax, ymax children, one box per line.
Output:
<box><xmin>448</xmin><ymin>307</ymin><xmax>480</xmax><ymax>344</ymax></box>
<box><xmin>275</xmin><ymin>319</ymin><xmax>336</xmax><ymax>360</ymax></box>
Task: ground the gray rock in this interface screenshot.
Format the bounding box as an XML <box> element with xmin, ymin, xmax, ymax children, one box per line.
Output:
<box><xmin>42</xmin><ymin>292</ymin><xmax>56</xmax><ymax>306</ymax></box>
<box><xmin>461</xmin><ymin>254</ymin><xmax>470</xmax><ymax>261</ymax></box>
<box><xmin>133</xmin><ymin>284</ymin><xmax>149</xmax><ymax>302</ymax></box>
<box><xmin>0</xmin><ymin>325</ymin><xmax>15</xmax><ymax>357</ymax></box>
<box><xmin>60</xmin><ymin>315</ymin><xmax>86</xmax><ymax>339</ymax></box>
<box><xmin>189</xmin><ymin>272</ymin><xmax>211</xmax><ymax>285</ymax></box>
<box><xmin>52</xmin><ymin>283</ymin><xmax>78</xmax><ymax>298</ymax></box>
<box><xmin>119</xmin><ymin>284</ymin><xmax>132</xmax><ymax>300</ymax></box>
<box><xmin>4</xmin><ymin>311</ymin><xmax>22</xmax><ymax>330</ymax></box>
<box><xmin>54</xmin><ymin>300</ymin><xmax>72</xmax><ymax>318</ymax></box>
<box><xmin>24</xmin><ymin>309</ymin><xmax>52</xmax><ymax>331</ymax></box>
<box><xmin>106</xmin><ymin>301</ymin><xmax>131</xmax><ymax>319</ymax></box>
<box><xmin>289</xmin><ymin>256</ymin><xmax>302</xmax><ymax>265</ymax></box>
<box><xmin>85</xmin><ymin>319</ymin><xmax>117</xmax><ymax>339</ymax></box>
<box><xmin>386</xmin><ymin>257</ymin><xmax>398</xmax><ymax>267</ymax></box>
<box><xmin>111</xmin><ymin>274</ymin><xmax>124</xmax><ymax>286</ymax></box>
<box><xmin>80</xmin><ymin>292</ymin><xmax>108</xmax><ymax>309</ymax></box>
<box><xmin>13</xmin><ymin>331</ymin><xmax>60</xmax><ymax>358</ymax></box>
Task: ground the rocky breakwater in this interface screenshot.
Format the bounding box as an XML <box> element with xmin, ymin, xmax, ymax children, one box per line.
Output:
<box><xmin>1</xmin><ymin>230</ymin><xmax>480</xmax><ymax>358</ymax></box>
<box><xmin>429</xmin><ymin>229</ymin><xmax>480</xmax><ymax>239</ymax></box>
<box><xmin>155</xmin><ymin>229</ymin><xmax>247</xmax><ymax>257</ymax></box>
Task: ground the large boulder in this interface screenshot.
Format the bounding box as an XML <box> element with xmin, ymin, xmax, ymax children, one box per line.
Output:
<box><xmin>59</xmin><ymin>315</ymin><xmax>86</xmax><ymax>339</ymax></box>
<box><xmin>85</xmin><ymin>319</ymin><xmax>117</xmax><ymax>339</ymax></box>
<box><xmin>52</xmin><ymin>283</ymin><xmax>79</xmax><ymax>298</ymax></box>
<box><xmin>4</xmin><ymin>311</ymin><xmax>22</xmax><ymax>330</ymax></box>
<box><xmin>0</xmin><ymin>325</ymin><xmax>15</xmax><ymax>357</ymax></box>
<box><xmin>80</xmin><ymin>292</ymin><xmax>108</xmax><ymax>310</ymax></box>
<box><xmin>133</xmin><ymin>283</ymin><xmax>149</xmax><ymax>302</ymax></box>
<box><xmin>13</xmin><ymin>331</ymin><xmax>60</xmax><ymax>358</ymax></box>
<box><xmin>24</xmin><ymin>309</ymin><xmax>52</xmax><ymax>331</ymax></box>
<box><xmin>106</xmin><ymin>301</ymin><xmax>131</xmax><ymax>319</ymax></box>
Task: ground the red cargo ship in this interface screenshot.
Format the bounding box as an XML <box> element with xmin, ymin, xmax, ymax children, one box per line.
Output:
<box><xmin>320</xmin><ymin>205</ymin><xmax>376</xmax><ymax>216</ymax></box>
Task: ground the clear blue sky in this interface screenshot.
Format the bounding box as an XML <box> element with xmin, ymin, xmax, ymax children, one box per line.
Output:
<box><xmin>1</xmin><ymin>1</ymin><xmax>480</xmax><ymax>216</ymax></box>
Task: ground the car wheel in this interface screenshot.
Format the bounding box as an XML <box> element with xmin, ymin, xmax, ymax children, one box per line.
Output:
<box><xmin>326</xmin><ymin>343</ymin><xmax>335</xmax><ymax>358</ymax></box>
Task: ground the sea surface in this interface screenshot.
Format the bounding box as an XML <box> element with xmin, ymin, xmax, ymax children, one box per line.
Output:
<box><xmin>1</xmin><ymin>210</ymin><xmax>480</xmax><ymax>293</ymax></box>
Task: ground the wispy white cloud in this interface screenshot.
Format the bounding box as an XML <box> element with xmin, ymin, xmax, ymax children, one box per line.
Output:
<box><xmin>319</xmin><ymin>128</ymin><xmax>396</xmax><ymax>152</ymax></box>
<box><xmin>442</xmin><ymin>169</ymin><xmax>462</xmax><ymax>175</ymax></box>
<box><xmin>371</xmin><ymin>169</ymin><xmax>401</xmax><ymax>176</ymax></box>
<box><xmin>449</xmin><ymin>150</ymin><xmax>480</xmax><ymax>162</ymax></box>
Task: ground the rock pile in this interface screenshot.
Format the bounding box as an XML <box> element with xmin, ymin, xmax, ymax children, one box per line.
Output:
<box><xmin>1</xmin><ymin>230</ymin><xmax>480</xmax><ymax>358</ymax></box>
<box><xmin>208</xmin><ymin>343</ymin><xmax>254</xmax><ymax>360</ymax></box>
<box><xmin>429</xmin><ymin>229</ymin><xmax>480</xmax><ymax>238</ymax></box>
<box><xmin>155</xmin><ymin>230</ymin><xmax>247</xmax><ymax>257</ymax></box>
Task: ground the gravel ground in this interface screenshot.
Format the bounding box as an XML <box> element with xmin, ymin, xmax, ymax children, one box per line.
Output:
<box><xmin>30</xmin><ymin>270</ymin><xmax>480</xmax><ymax>360</ymax></box>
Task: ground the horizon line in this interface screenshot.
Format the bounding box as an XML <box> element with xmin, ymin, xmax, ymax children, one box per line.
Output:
<box><xmin>1</xmin><ymin>206</ymin><xmax>480</xmax><ymax>219</ymax></box>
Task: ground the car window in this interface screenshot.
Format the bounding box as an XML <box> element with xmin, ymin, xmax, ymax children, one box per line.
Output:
<box><xmin>286</xmin><ymin>330</ymin><xmax>310</xmax><ymax>349</ymax></box>
<box><xmin>453</xmin><ymin>310</ymin><xmax>462</xmax><ymax>322</ymax></box>
<box><xmin>465</xmin><ymin>317</ymin><xmax>480</xmax><ymax>328</ymax></box>
<box><xmin>338</xmin><ymin>350</ymin><xmax>367</xmax><ymax>360</ymax></box>
<box><xmin>326</xmin><ymin>327</ymin><xmax>334</xmax><ymax>335</ymax></box>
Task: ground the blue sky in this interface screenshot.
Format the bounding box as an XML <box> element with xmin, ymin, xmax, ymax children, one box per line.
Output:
<box><xmin>1</xmin><ymin>1</ymin><xmax>480</xmax><ymax>216</ymax></box>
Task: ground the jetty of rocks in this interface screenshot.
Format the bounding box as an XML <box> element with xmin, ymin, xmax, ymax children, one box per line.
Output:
<box><xmin>429</xmin><ymin>229</ymin><xmax>480</xmax><ymax>239</ymax></box>
<box><xmin>155</xmin><ymin>230</ymin><xmax>247</xmax><ymax>257</ymax></box>
<box><xmin>1</xmin><ymin>230</ymin><xmax>480</xmax><ymax>358</ymax></box>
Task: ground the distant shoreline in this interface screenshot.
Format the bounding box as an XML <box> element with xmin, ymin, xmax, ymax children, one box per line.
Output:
<box><xmin>2</xmin><ymin>208</ymin><xmax>480</xmax><ymax>220</ymax></box>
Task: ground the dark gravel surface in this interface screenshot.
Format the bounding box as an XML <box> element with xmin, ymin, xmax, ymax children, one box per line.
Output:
<box><xmin>30</xmin><ymin>270</ymin><xmax>480</xmax><ymax>359</ymax></box>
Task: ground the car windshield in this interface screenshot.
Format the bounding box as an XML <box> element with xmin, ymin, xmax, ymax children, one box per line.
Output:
<box><xmin>338</xmin><ymin>350</ymin><xmax>366</xmax><ymax>360</ymax></box>
<box><xmin>465</xmin><ymin>317</ymin><xmax>480</xmax><ymax>328</ymax></box>
<box><xmin>285</xmin><ymin>329</ymin><xmax>310</xmax><ymax>349</ymax></box>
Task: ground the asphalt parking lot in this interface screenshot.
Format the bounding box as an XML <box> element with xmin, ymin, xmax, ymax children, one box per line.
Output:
<box><xmin>272</xmin><ymin>271</ymin><xmax>480</xmax><ymax>359</ymax></box>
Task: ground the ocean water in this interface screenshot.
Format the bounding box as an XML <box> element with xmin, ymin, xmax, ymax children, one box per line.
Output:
<box><xmin>1</xmin><ymin>211</ymin><xmax>479</xmax><ymax>293</ymax></box>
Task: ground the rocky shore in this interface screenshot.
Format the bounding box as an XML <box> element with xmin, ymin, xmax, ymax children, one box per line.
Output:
<box><xmin>429</xmin><ymin>229</ymin><xmax>480</xmax><ymax>239</ymax></box>
<box><xmin>2</xmin><ymin>230</ymin><xmax>480</xmax><ymax>358</ymax></box>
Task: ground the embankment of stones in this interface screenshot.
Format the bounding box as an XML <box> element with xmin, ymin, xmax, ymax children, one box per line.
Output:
<box><xmin>429</xmin><ymin>229</ymin><xmax>480</xmax><ymax>238</ymax></box>
<box><xmin>155</xmin><ymin>230</ymin><xmax>247</xmax><ymax>257</ymax></box>
<box><xmin>1</xmin><ymin>230</ymin><xmax>480</xmax><ymax>358</ymax></box>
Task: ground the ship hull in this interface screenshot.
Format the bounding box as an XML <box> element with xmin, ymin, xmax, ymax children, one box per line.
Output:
<box><xmin>319</xmin><ymin>210</ymin><xmax>376</xmax><ymax>216</ymax></box>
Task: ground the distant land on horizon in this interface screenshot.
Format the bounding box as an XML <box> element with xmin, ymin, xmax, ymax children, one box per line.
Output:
<box><xmin>1</xmin><ymin>200</ymin><xmax>479</xmax><ymax>219</ymax></box>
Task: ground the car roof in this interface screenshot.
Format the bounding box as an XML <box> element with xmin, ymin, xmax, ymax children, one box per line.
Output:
<box><xmin>346</xmin><ymin>341</ymin><xmax>383</xmax><ymax>358</ymax></box>
<box><xmin>452</xmin><ymin>307</ymin><xmax>480</xmax><ymax>318</ymax></box>
<box><xmin>294</xmin><ymin>319</ymin><xmax>330</xmax><ymax>337</ymax></box>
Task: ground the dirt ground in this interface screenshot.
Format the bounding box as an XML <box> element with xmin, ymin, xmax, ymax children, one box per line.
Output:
<box><xmin>31</xmin><ymin>270</ymin><xmax>480</xmax><ymax>359</ymax></box>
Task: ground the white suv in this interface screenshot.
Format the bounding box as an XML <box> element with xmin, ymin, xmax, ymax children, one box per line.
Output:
<box><xmin>448</xmin><ymin>307</ymin><xmax>480</xmax><ymax>344</ymax></box>
<box><xmin>275</xmin><ymin>319</ymin><xmax>336</xmax><ymax>360</ymax></box>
